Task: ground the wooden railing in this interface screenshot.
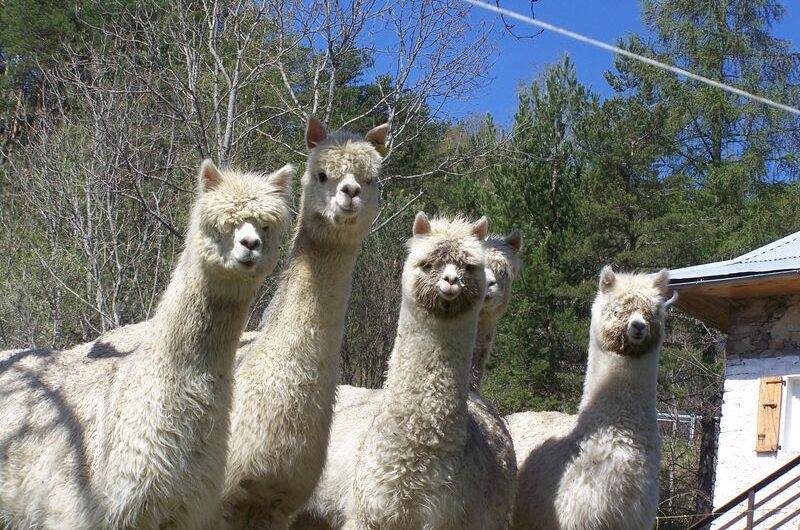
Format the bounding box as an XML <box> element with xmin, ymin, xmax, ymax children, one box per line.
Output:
<box><xmin>687</xmin><ymin>454</ymin><xmax>800</xmax><ymax>530</ymax></box>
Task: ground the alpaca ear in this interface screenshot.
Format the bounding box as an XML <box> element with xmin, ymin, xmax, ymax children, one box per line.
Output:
<box><xmin>599</xmin><ymin>265</ymin><xmax>615</xmax><ymax>292</ymax></box>
<box><xmin>265</xmin><ymin>164</ymin><xmax>295</xmax><ymax>195</ymax></box>
<box><xmin>413</xmin><ymin>211</ymin><xmax>431</xmax><ymax>236</ymax></box>
<box><xmin>664</xmin><ymin>290</ymin><xmax>679</xmax><ymax>308</ymax></box>
<box><xmin>365</xmin><ymin>123</ymin><xmax>389</xmax><ymax>156</ymax></box>
<box><xmin>505</xmin><ymin>229</ymin><xmax>523</xmax><ymax>253</ymax></box>
<box><xmin>472</xmin><ymin>216</ymin><xmax>489</xmax><ymax>240</ymax></box>
<box><xmin>306</xmin><ymin>117</ymin><xmax>327</xmax><ymax>149</ymax></box>
<box><xmin>199</xmin><ymin>159</ymin><xmax>223</xmax><ymax>192</ymax></box>
<box><xmin>653</xmin><ymin>268</ymin><xmax>670</xmax><ymax>296</ymax></box>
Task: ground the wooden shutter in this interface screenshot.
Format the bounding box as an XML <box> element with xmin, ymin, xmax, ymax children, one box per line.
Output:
<box><xmin>756</xmin><ymin>376</ymin><xmax>783</xmax><ymax>453</ymax></box>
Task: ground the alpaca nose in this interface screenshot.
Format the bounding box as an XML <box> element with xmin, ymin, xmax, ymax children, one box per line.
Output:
<box><xmin>239</xmin><ymin>236</ymin><xmax>261</xmax><ymax>251</ymax></box>
<box><xmin>340</xmin><ymin>183</ymin><xmax>361</xmax><ymax>199</ymax></box>
<box><xmin>631</xmin><ymin>320</ymin><xmax>646</xmax><ymax>333</ymax></box>
<box><xmin>488</xmin><ymin>278</ymin><xmax>497</xmax><ymax>288</ymax></box>
<box><xmin>442</xmin><ymin>270</ymin><xmax>459</xmax><ymax>285</ymax></box>
<box><xmin>438</xmin><ymin>268</ymin><xmax>462</xmax><ymax>298</ymax></box>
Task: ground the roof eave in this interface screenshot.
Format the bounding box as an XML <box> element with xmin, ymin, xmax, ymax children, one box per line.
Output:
<box><xmin>669</xmin><ymin>269</ymin><xmax>800</xmax><ymax>289</ymax></box>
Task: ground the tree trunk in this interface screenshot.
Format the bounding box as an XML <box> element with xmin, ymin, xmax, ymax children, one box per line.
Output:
<box><xmin>694</xmin><ymin>387</ymin><xmax>722</xmax><ymax>528</ymax></box>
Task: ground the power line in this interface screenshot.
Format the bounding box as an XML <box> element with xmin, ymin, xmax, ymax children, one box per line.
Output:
<box><xmin>461</xmin><ymin>0</ymin><xmax>800</xmax><ymax>117</ymax></box>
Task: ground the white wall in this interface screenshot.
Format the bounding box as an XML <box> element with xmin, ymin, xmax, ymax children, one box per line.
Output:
<box><xmin>712</xmin><ymin>355</ymin><xmax>800</xmax><ymax>529</ymax></box>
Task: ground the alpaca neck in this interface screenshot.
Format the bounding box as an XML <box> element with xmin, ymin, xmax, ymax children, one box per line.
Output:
<box><xmin>470</xmin><ymin>314</ymin><xmax>498</xmax><ymax>392</ymax></box>
<box><xmin>150</xmin><ymin>251</ymin><xmax>257</xmax><ymax>375</ymax></box>
<box><xmin>254</xmin><ymin>221</ymin><xmax>361</xmax><ymax>386</ymax></box>
<box><xmin>380</xmin><ymin>303</ymin><xmax>478</xmax><ymax>448</ymax></box>
<box><xmin>577</xmin><ymin>333</ymin><xmax>660</xmax><ymax>431</ymax></box>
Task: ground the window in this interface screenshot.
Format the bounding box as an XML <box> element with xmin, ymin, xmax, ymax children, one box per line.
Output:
<box><xmin>781</xmin><ymin>376</ymin><xmax>800</xmax><ymax>453</ymax></box>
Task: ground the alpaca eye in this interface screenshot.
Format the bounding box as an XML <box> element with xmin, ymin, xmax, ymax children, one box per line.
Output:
<box><xmin>262</xmin><ymin>225</ymin><xmax>270</xmax><ymax>233</ymax></box>
<box><xmin>317</xmin><ymin>172</ymin><xmax>328</xmax><ymax>183</ymax></box>
<box><xmin>420</xmin><ymin>262</ymin><xmax>433</xmax><ymax>272</ymax></box>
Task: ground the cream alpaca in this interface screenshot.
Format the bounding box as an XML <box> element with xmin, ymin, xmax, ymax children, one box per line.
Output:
<box><xmin>0</xmin><ymin>161</ymin><xmax>293</xmax><ymax>529</ymax></box>
<box><xmin>471</xmin><ymin>230</ymin><xmax>522</xmax><ymax>391</ymax></box>
<box><xmin>293</xmin><ymin>230</ymin><xmax>523</xmax><ymax>530</ymax></box>
<box><xmin>336</xmin><ymin>213</ymin><xmax>515</xmax><ymax>530</ymax></box>
<box><xmin>508</xmin><ymin>266</ymin><xmax>676</xmax><ymax>530</ymax></box>
<box><xmin>221</xmin><ymin>118</ymin><xmax>387</xmax><ymax>529</ymax></box>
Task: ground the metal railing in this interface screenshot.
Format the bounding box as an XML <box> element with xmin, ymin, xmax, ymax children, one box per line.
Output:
<box><xmin>687</xmin><ymin>454</ymin><xmax>800</xmax><ymax>530</ymax></box>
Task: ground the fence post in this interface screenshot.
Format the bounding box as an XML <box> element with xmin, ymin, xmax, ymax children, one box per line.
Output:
<box><xmin>746</xmin><ymin>489</ymin><xmax>755</xmax><ymax>529</ymax></box>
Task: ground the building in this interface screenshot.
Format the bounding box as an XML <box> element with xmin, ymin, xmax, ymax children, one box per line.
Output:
<box><xmin>670</xmin><ymin>230</ymin><xmax>800</xmax><ymax>528</ymax></box>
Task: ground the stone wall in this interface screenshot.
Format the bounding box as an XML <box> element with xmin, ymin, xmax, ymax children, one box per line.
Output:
<box><xmin>727</xmin><ymin>294</ymin><xmax>800</xmax><ymax>360</ymax></box>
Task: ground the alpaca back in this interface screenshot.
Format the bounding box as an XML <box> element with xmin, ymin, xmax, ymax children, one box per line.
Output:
<box><xmin>462</xmin><ymin>393</ymin><xmax>517</xmax><ymax>529</ymax></box>
<box><xmin>506</xmin><ymin>410</ymin><xmax>576</xmax><ymax>469</ymax></box>
<box><xmin>0</xmin><ymin>342</ymin><xmax>117</xmax><ymax>528</ymax></box>
<box><xmin>471</xmin><ymin>231</ymin><xmax>523</xmax><ymax>392</ymax></box>
<box><xmin>510</xmin><ymin>410</ymin><xmax>660</xmax><ymax>530</ymax></box>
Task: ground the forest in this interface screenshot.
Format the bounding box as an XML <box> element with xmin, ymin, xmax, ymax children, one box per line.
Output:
<box><xmin>1</xmin><ymin>0</ymin><xmax>799</xmax><ymax>526</ymax></box>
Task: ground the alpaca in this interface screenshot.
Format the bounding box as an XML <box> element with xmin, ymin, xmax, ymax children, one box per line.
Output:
<box><xmin>335</xmin><ymin>212</ymin><xmax>516</xmax><ymax>530</ymax></box>
<box><xmin>471</xmin><ymin>230</ymin><xmax>523</xmax><ymax>391</ymax></box>
<box><xmin>507</xmin><ymin>266</ymin><xmax>677</xmax><ymax>530</ymax></box>
<box><xmin>220</xmin><ymin>117</ymin><xmax>387</xmax><ymax>529</ymax></box>
<box><xmin>292</xmin><ymin>229</ymin><xmax>523</xmax><ymax>530</ymax></box>
<box><xmin>0</xmin><ymin>160</ymin><xmax>294</xmax><ymax>529</ymax></box>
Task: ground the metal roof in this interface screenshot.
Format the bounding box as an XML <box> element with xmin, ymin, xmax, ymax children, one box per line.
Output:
<box><xmin>670</xmin><ymin>230</ymin><xmax>800</xmax><ymax>286</ymax></box>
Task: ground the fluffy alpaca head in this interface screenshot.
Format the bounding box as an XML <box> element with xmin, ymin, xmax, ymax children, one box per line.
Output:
<box><xmin>189</xmin><ymin>159</ymin><xmax>294</xmax><ymax>281</ymax></box>
<box><xmin>300</xmin><ymin>117</ymin><xmax>386</xmax><ymax>245</ymax></box>
<box><xmin>481</xmin><ymin>229</ymin><xmax>523</xmax><ymax>319</ymax></box>
<box><xmin>591</xmin><ymin>266</ymin><xmax>672</xmax><ymax>357</ymax></box>
<box><xmin>402</xmin><ymin>212</ymin><xmax>488</xmax><ymax>320</ymax></box>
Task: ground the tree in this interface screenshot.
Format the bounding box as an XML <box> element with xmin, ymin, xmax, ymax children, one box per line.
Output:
<box><xmin>0</xmin><ymin>0</ymin><xmax>493</xmax><ymax>353</ymax></box>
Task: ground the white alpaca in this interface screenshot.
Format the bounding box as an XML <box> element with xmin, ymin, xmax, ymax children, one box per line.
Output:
<box><xmin>335</xmin><ymin>212</ymin><xmax>515</xmax><ymax>530</ymax></box>
<box><xmin>471</xmin><ymin>230</ymin><xmax>523</xmax><ymax>391</ymax></box>
<box><xmin>0</xmin><ymin>160</ymin><xmax>293</xmax><ymax>529</ymax></box>
<box><xmin>293</xmin><ymin>230</ymin><xmax>523</xmax><ymax>530</ymax></box>
<box><xmin>221</xmin><ymin>118</ymin><xmax>387</xmax><ymax>529</ymax></box>
<box><xmin>507</xmin><ymin>266</ymin><xmax>676</xmax><ymax>530</ymax></box>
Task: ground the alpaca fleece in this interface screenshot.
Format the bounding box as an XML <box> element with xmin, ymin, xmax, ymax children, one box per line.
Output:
<box><xmin>0</xmin><ymin>162</ymin><xmax>293</xmax><ymax>529</ymax></box>
<box><xmin>293</xmin><ymin>231</ymin><xmax>523</xmax><ymax>530</ymax></box>
<box><xmin>509</xmin><ymin>268</ymin><xmax>671</xmax><ymax>530</ymax></box>
<box><xmin>298</xmin><ymin>387</ymin><xmax>515</xmax><ymax>530</ymax></box>
<box><xmin>220</xmin><ymin>120</ymin><xmax>386</xmax><ymax>529</ymax></box>
<box><xmin>301</xmin><ymin>215</ymin><xmax>516</xmax><ymax>530</ymax></box>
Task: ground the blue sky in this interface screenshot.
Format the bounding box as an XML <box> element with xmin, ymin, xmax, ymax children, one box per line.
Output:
<box><xmin>447</xmin><ymin>0</ymin><xmax>800</xmax><ymax>126</ymax></box>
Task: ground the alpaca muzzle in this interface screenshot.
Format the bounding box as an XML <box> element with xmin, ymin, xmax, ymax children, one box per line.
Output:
<box><xmin>437</xmin><ymin>278</ymin><xmax>462</xmax><ymax>300</ymax></box>
<box><xmin>626</xmin><ymin>318</ymin><xmax>648</xmax><ymax>343</ymax></box>
<box><xmin>335</xmin><ymin>193</ymin><xmax>362</xmax><ymax>216</ymax></box>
